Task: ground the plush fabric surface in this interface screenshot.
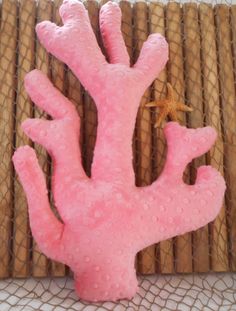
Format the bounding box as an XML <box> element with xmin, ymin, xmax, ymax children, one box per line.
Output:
<box><xmin>12</xmin><ymin>0</ymin><xmax>225</xmax><ymax>302</ymax></box>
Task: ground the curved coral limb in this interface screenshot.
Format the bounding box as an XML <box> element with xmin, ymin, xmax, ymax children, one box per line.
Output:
<box><xmin>133</xmin><ymin>33</ymin><xmax>169</xmax><ymax>91</ymax></box>
<box><xmin>23</xmin><ymin>69</ymin><xmax>84</xmax><ymax>171</ymax></box>
<box><xmin>99</xmin><ymin>1</ymin><xmax>130</xmax><ymax>66</ymax></box>
<box><xmin>22</xmin><ymin>70</ymin><xmax>88</xmax><ymax>219</ymax></box>
<box><xmin>24</xmin><ymin>70</ymin><xmax>78</xmax><ymax>121</ymax></box>
<box><xmin>161</xmin><ymin>122</ymin><xmax>217</xmax><ymax>182</ymax></box>
<box><xmin>36</xmin><ymin>0</ymin><xmax>107</xmax><ymax>93</ymax></box>
<box><xmin>12</xmin><ymin>146</ymin><xmax>65</xmax><ymax>262</ymax></box>
<box><xmin>137</xmin><ymin>122</ymin><xmax>226</xmax><ymax>248</ymax></box>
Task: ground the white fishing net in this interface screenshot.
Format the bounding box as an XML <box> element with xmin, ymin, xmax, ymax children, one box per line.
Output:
<box><xmin>0</xmin><ymin>0</ymin><xmax>236</xmax><ymax>309</ymax></box>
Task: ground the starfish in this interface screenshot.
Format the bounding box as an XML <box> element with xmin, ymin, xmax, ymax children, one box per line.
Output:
<box><xmin>146</xmin><ymin>83</ymin><xmax>193</xmax><ymax>128</ymax></box>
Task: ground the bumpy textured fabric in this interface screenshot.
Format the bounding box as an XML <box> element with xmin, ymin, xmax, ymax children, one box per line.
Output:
<box><xmin>12</xmin><ymin>0</ymin><xmax>226</xmax><ymax>303</ymax></box>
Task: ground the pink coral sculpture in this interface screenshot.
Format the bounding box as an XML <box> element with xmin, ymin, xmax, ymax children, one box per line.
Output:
<box><xmin>12</xmin><ymin>0</ymin><xmax>226</xmax><ymax>302</ymax></box>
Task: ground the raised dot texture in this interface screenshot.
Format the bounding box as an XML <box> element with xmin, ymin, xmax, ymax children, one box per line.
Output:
<box><xmin>14</xmin><ymin>1</ymin><xmax>226</xmax><ymax>303</ymax></box>
<box><xmin>160</xmin><ymin>205</ymin><xmax>166</xmax><ymax>212</ymax></box>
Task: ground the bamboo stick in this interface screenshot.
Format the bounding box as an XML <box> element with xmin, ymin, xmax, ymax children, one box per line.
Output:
<box><xmin>83</xmin><ymin>0</ymin><xmax>99</xmax><ymax>177</ymax></box>
<box><xmin>182</xmin><ymin>3</ymin><xmax>205</xmax><ymax>273</ymax></box>
<box><xmin>119</xmin><ymin>1</ymin><xmax>134</xmax><ymax>174</ymax></box>
<box><xmin>97</xmin><ymin>0</ymin><xmax>109</xmax><ymax>59</ymax></box>
<box><xmin>231</xmin><ymin>6</ymin><xmax>236</xmax><ymax>58</ymax></box>
<box><xmin>162</xmin><ymin>2</ymin><xmax>188</xmax><ymax>274</ymax></box>
<box><xmin>148</xmin><ymin>1</ymin><xmax>167</xmax><ymax>274</ymax></box>
<box><xmin>230</xmin><ymin>3</ymin><xmax>236</xmax><ymax>272</ymax></box>
<box><xmin>32</xmin><ymin>0</ymin><xmax>52</xmax><ymax>277</ymax></box>
<box><xmin>100</xmin><ymin>0</ymin><xmax>109</xmax><ymax>6</ymax></box>
<box><xmin>0</xmin><ymin>0</ymin><xmax>17</xmax><ymax>278</ymax></box>
<box><xmin>133</xmin><ymin>1</ymin><xmax>156</xmax><ymax>275</ymax></box>
<box><xmin>13</xmin><ymin>0</ymin><xmax>36</xmax><ymax>277</ymax></box>
<box><xmin>65</xmin><ymin>58</ymin><xmax>84</xmax><ymax>169</ymax></box>
<box><xmin>119</xmin><ymin>0</ymin><xmax>133</xmax><ymax>61</ymax></box>
<box><xmin>199</xmin><ymin>3</ymin><xmax>228</xmax><ymax>273</ymax></box>
<box><xmin>167</xmin><ymin>2</ymin><xmax>192</xmax><ymax>274</ymax></box>
<box><xmin>66</xmin><ymin>72</ymin><xmax>83</xmax><ymax>133</ymax></box>
<box><xmin>215</xmin><ymin>4</ymin><xmax>235</xmax><ymax>271</ymax></box>
<box><xmin>149</xmin><ymin>2</ymin><xmax>167</xmax><ymax>180</ymax></box>
<box><xmin>50</xmin><ymin>0</ymin><xmax>66</xmax><ymax>277</ymax></box>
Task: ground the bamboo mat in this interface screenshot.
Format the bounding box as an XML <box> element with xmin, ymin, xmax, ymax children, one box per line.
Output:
<box><xmin>0</xmin><ymin>0</ymin><xmax>235</xmax><ymax>278</ymax></box>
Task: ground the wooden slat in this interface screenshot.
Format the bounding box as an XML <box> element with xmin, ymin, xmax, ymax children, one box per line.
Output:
<box><xmin>65</xmin><ymin>72</ymin><xmax>84</xmax><ymax>159</ymax></box>
<box><xmin>230</xmin><ymin>4</ymin><xmax>236</xmax><ymax>272</ymax></box>
<box><xmin>98</xmin><ymin>0</ymin><xmax>109</xmax><ymax>58</ymax></box>
<box><xmin>215</xmin><ymin>4</ymin><xmax>236</xmax><ymax>271</ymax></box>
<box><xmin>120</xmin><ymin>0</ymin><xmax>133</xmax><ymax>61</ymax></box>
<box><xmin>100</xmin><ymin>0</ymin><xmax>109</xmax><ymax>6</ymax></box>
<box><xmin>83</xmin><ymin>0</ymin><xmax>99</xmax><ymax>177</ymax></box>
<box><xmin>199</xmin><ymin>3</ymin><xmax>228</xmax><ymax>273</ymax></box>
<box><xmin>0</xmin><ymin>0</ymin><xmax>17</xmax><ymax>278</ymax></box>
<box><xmin>232</xmin><ymin>6</ymin><xmax>236</xmax><ymax>61</ymax></box>
<box><xmin>161</xmin><ymin>2</ymin><xmax>188</xmax><ymax>274</ymax></box>
<box><xmin>50</xmin><ymin>0</ymin><xmax>66</xmax><ymax>277</ymax></box>
<box><xmin>66</xmin><ymin>72</ymin><xmax>83</xmax><ymax>133</ymax></box>
<box><xmin>148</xmin><ymin>1</ymin><xmax>167</xmax><ymax>274</ymax></box>
<box><xmin>167</xmin><ymin>2</ymin><xmax>192</xmax><ymax>274</ymax></box>
<box><xmin>133</xmin><ymin>1</ymin><xmax>155</xmax><ymax>275</ymax></box>
<box><xmin>13</xmin><ymin>0</ymin><xmax>36</xmax><ymax>277</ymax></box>
<box><xmin>32</xmin><ymin>0</ymin><xmax>52</xmax><ymax>277</ymax></box>
<box><xmin>182</xmin><ymin>3</ymin><xmax>205</xmax><ymax>273</ymax></box>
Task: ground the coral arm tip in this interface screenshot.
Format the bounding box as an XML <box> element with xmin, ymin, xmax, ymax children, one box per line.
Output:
<box><xmin>133</xmin><ymin>33</ymin><xmax>169</xmax><ymax>90</ymax></box>
<box><xmin>24</xmin><ymin>69</ymin><xmax>79</xmax><ymax>121</ymax></box>
<box><xmin>36</xmin><ymin>0</ymin><xmax>107</xmax><ymax>95</ymax></box>
<box><xmin>12</xmin><ymin>146</ymin><xmax>65</xmax><ymax>262</ymax></box>
<box><xmin>59</xmin><ymin>0</ymin><xmax>87</xmax><ymax>23</ymax></box>
<box><xmin>35</xmin><ymin>21</ymin><xmax>60</xmax><ymax>50</ymax></box>
<box><xmin>161</xmin><ymin>122</ymin><xmax>218</xmax><ymax>181</ymax></box>
<box><xmin>99</xmin><ymin>1</ymin><xmax>130</xmax><ymax>66</ymax></box>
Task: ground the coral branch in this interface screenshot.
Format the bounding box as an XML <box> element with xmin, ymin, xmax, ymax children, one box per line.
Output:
<box><xmin>36</xmin><ymin>0</ymin><xmax>107</xmax><ymax>96</ymax></box>
<box><xmin>100</xmin><ymin>1</ymin><xmax>130</xmax><ymax>66</ymax></box>
<box><xmin>160</xmin><ymin>122</ymin><xmax>217</xmax><ymax>182</ymax></box>
<box><xmin>12</xmin><ymin>146</ymin><xmax>64</xmax><ymax>262</ymax></box>
<box><xmin>23</xmin><ymin>70</ymin><xmax>87</xmax><ymax>219</ymax></box>
<box><xmin>25</xmin><ymin>70</ymin><xmax>78</xmax><ymax>121</ymax></box>
<box><xmin>138</xmin><ymin>163</ymin><xmax>225</xmax><ymax>247</ymax></box>
<box><xmin>133</xmin><ymin>33</ymin><xmax>168</xmax><ymax>89</ymax></box>
<box><xmin>137</xmin><ymin>123</ymin><xmax>225</xmax><ymax>248</ymax></box>
<box><xmin>34</xmin><ymin>0</ymin><xmax>168</xmax><ymax>184</ymax></box>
